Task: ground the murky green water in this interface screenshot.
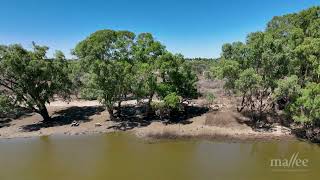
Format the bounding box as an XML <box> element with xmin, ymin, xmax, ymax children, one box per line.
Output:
<box><xmin>0</xmin><ymin>133</ymin><xmax>319</xmax><ymax>180</ymax></box>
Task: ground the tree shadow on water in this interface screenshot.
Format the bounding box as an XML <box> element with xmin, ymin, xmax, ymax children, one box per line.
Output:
<box><xmin>22</xmin><ymin>106</ymin><xmax>105</xmax><ymax>132</ymax></box>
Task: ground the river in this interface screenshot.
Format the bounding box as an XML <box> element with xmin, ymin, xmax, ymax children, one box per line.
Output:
<box><xmin>0</xmin><ymin>133</ymin><xmax>319</xmax><ymax>180</ymax></box>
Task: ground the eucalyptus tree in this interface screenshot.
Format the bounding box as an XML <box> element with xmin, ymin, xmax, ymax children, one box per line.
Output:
<box><xmin>274</xmin><ymin>75</ymin><xmax>301</xmax><ymax>112</ymax></box>
<box><xmin>0</xmin><ymin>43</ymin><xmax>71</xmax><ymax>121</ymax></box>
<box><xmin>155</xmin><ymin>52</ymin><xmax>198</xmax><ymax>114</ymax></box>
<box><xmin>132</xmin><ymin>33</ymin><xmax>165</xmax><ymax>113</ymax></box>
<box><xmin>156</xmin><ymin>52</ymin><xmax>198</xmax><ymax>100</ymax></box>
<box><xmin>214</xmin><ymin>6</ymin><xmax>320</xmax><ymax>126</ymax></box>
<box><xmin>74</xmin><ymin>30</ymin><xmax>135</xmax><ymax>119</ymax></box>
<box><xmin>294</xmin><ymin>37</ymin><xmax>320</xmax><ymax>83</ymax></box>
<box><xmin>291</xmin><ymin>82</ymin><xmax>320</xmax><ymax>125</ymax></box>
<box><xmin>234</xmin><ymin>68</ymin><xmax>263</xmax><ymax>117</ymax></box>
<box><xmin>0</xmin><ymin>94</ymin><xmax>12</xmax><ymax>116</ymax></box>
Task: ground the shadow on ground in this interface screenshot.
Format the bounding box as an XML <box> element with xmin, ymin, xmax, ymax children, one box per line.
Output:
<box><xmin>0</xmin><ymin>119</ymin><xmax>12</xmax><ymax>128</ymax></box>
<box><xmin>291</xmin><ymin>127</ymin><xmax>320</xmax><ymax>143</ymax></box>
<box><xmin>22</xmin><ymin>106</ymin><xmax>104</xmax><ymax>132</ymax></box>
<box><xmin>107</xmin><ymin>105</ymin><xmax>209</xmax><ymax>131</ymax></box>
<box><xmin>233</xmin><ymin>110</ymin><xmax>291</xmax><ymax>132</ymax></box>
<box><xmin>20</xmin><ymin>104</ymin><xmax>208</xmax><ymax>132</ymax></box>
<box><xmin>0</xmin><ymin>107</ymin><xmax>34</xmax><ymax>128</ymax></box>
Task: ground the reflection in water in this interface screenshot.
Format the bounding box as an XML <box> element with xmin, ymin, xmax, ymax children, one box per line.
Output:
<box><xmin>0</xmin><ymin>133</ymin><xmax>319</xmax><ymax>180</ymax></box>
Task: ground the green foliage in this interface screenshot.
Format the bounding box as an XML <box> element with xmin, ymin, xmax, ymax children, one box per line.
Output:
<box><xmin>187</xmin><ymin>58</ymin><xmax>217</xmax><ymax>77</ymax></box>
<box><xmin>294</xmin><ymin>37</ymin><xmax>320</xmax><ymax>82</ymax></box>
<box><xmin>235</xmin><ymin>68</ymin><xmax>262</xmax><ymax>93</ymax></box>
<box><xmin>291</xmin><ymin>83</ymin><xmax>320</xmax><ymax>124</ymax></box>
<box><xmin>74</xmin><ymin>29</ymin><xmax>197</xmax><ymax>118</ymax></box>
<box><xmin>205</xmin><ymin>92</ymin><xmax>215</xmax><ymax>105</ymax></box>
<box><xmin>222</xmin><ymin>42</ymin><xmax>249</xmax><ymax>69</ymax></box>
<box><xmin>133</xmin><ymin>33</ymin><xmax>165</xmax><ymax>63</ymax></box>
<box><xmin>163</xmin><ymin>93</ymin><xmax>181</xmax><ymax>110</ymax></box>
<box><xmin>214</xmin><ymin>6</ymin><xmax>320</xmax><ymax>125</ymax></box>
<box><xmin>66</xmin><ymin>60</ymin><xmax>87</xmax><ymax>98</ymax></box>
<box><xmin>131</xmin><ymin>61</ymin><xmax>156</xmax><ymax>101</ymax></box>
<box><xmin>90</xmin><ymin>61</ymin><xmax>128</xmax><ymax>107</ymax></box>
<box><xmin>74</xmin><ymin>30</ymin><xmax>137</xmax><ymax>118</ymax></box>
<box><xmin>131</xmin><ymin>33</ymin><xmax>163</xmax><ymax>104</ymax></box>
<box><xmin>74</xmin><ymin>30</ymin><xmax>135</xmax><ymax>63</ymax></box>
<box><xmin>79</xmin><ymin>87</ymin><xmax>99</xmax><ymax>100</ymax></box>
<box><xmin>272</xmin><ymin>76</ymin><xmax>304</xmax><ymax>120</ymax></box>
<box><xmin>0</xmin><ymin>43</ymin><xmax>72</xmax><ymax>121</ymax></box>
<box><xmin>0</xmin><ymin>94</ymin><xmax>12</xmax><ymax>116</ymax></box>
<box><xmin>151</xmin><ymin>93</ymin><xmax>182</xmax><ymax>115</ymax></box>
<box><xmin>234</xmin><ymin>68</ymin><xmax>265</xmax><ymax>115</ymax></box>
<box><xmin>213</xmin><ymin>59</ymin><xmax>240</xmax><ymax>89</ymax></box>
<box><xmin>274</xmin><ymin>75</ymin><xmax>301</xmax><ymax>110</ymax></box>
<box><xmin>156</xmin><ymin>83</ymin><xmax>175</xmax><ymax>99</ymax></box>
<box><xmin>156</xmin><ymin>53</ymin><xmax>198</xmax><ymax>99</ymax></box>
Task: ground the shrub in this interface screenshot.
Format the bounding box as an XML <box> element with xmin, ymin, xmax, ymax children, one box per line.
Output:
<box><xmin>205</xmin><ymin>92</ymin><xmax>216</xmax><ymax>105</ymax></box>
<box><xmin>291</xmin><ymin>83</ymin><xmax>320</xmax><ymax>125</ymax></box>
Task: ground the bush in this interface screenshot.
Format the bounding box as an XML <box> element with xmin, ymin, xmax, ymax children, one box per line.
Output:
<box><xmin>79</xmin><ymin>88</ymin><xmax>99</xmax><ymax>100</ymax></box>
<box><xmin>291</xmin><ymin>83</ymin><xmax>320</xmax><ymax>125</ymax></box>
<box><xmin>0</xmin><ymin>95</ymin><xmax>12</xmax><ymax>116</ymax></box>
<box><xmin>163</xmin><ymin>93</ymin><xmax>182</xmax><ymax>110</ymax></box>
<box><xmin>274</xmin><ymin>75</ymin><xmax>301</xmax><ymax>111</ymax></box>
<box><xmin>205</xmin><ymin>92</ymin><xmax>215</xmax><ymax>105</ymax></box>
<box><xmin>235</xmin><ymin>68</ymin><xmax>262</xmax><ymax>93</ymax></box>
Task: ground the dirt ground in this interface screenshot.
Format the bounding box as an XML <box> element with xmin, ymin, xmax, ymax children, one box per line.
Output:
<box><xmin>0</xmin><ymin>100</ymin><xmax>113</xmax><ymax>139</ymax></box>
<box><xmin>0</xmin><ymin>79</ymin><xmax>294</xmax><ymax>141</ymax></box>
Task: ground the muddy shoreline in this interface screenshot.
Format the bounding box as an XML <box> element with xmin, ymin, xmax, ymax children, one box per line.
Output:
<box><xmin>0</xmin><ymin>125</ymin><xmax>295</xmax><ymax>143</ymax></box>
<box><xmin>0</xmin><ymin>126</ymin><xmax>295</xmax><ymax>143</ymax></box>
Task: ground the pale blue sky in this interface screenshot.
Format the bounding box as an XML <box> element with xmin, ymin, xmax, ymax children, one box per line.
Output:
<box><xmin>0</xmin><ymin>0</ymin><xmax>319</xmax><ymax>58</ymax></box>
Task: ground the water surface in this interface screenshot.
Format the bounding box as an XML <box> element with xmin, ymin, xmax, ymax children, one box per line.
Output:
<box><xmin>0</xmin><ymin>133</ymin><xmax>319</xmax><ymax>180</ymax></box>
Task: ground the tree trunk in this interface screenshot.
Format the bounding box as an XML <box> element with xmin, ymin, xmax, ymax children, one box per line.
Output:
<box><xmin>117</xmin><ymin>101</ymin><xmax>122</xmax><ymax>116</ymax></box>
<box><xmin>146</xmin><ymin>93</ymin><xmax>154</xmax><ymax>117</ymax></box>
<box><xmin>107</xmin><ymin>107</ymin><xmax>114</xmax><ymax>121</ymax></box>
<box><xmin>39</xmin><ymin>106</ymin><xmax>51</xmax><ymax>122</ymax></box>
<box><xmin>237</xmin><ymin>94</ymin><xmax>246</xmax><ymax>112</ymax></box>
<box><xmin>259</xmin><ymin>92</ymin><xmax>263</xmax><ymax>121</ymax></box>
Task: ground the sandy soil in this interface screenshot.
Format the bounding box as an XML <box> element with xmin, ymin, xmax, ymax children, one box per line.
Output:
<box><xmin>135</xmin><ymin>83</ymin><xmax>293</xmax><ymax>142</ymax></box>
<box><xmin>0</xmin><ymin>100</ymin><xmax>114</xmax><ymax>139</ymax></box>
<box><xmin>0</xmin><ymin>79</ymin><xmax>294</xmax><ymax>141</ymax></box>
<box><xmin>135</xmin><ymin>112</ymin><xmax>293</xmax><ymax>142</ymax></box>
<box><xmin>0</xmin><ymin>100</ymin><xmax>293</xmax><ymax>141</ymax></box>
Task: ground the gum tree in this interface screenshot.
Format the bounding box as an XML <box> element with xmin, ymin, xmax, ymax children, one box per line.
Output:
<box><xmin>132</xmin><ymin>33</ymin><xmax>165</xmax><ymax>113</ymax></box>
<box><xmin>0</xmin><ymin>43</ymin><xmax>71</xmax><ymax>121</ymax></box>
<box><xmin>74</xmin><ymin>30</ymin><xmax>135</xmax><ymax>119</ymax></box>
<box><xmin>214</xmin><ymin>6</ymin><xmax>320</xmax><ymax>127</ymax></box>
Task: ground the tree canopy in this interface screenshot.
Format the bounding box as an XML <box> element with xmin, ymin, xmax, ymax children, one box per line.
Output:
<box><xmin>0</xmin><ymin>43</ymin><xmax>72</xmax><ymax>121</ymax></box>
<box><xmin>74</xmin><ymin>30</ymin><xmax>197</xmax><ymax>119</ymax></box>
<box><xmin>213</xmin><ymin>6</ymin><xmax>320</xmax><ymax>125</ymax></box>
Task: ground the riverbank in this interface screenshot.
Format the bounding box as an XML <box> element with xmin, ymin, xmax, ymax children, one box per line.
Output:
<box><xmin>0</xmin><ymin>99</ymin><xmax>294</xmax><ymax>141</ymax></box>
<box><xmin>135</xmin><ymin>112</ymin><xmax>294</xmax><ymax>142</ymax></box>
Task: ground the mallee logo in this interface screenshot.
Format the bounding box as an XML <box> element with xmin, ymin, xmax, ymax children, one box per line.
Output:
<box><xmin>270</xmin><ymin>152</ymin><xmax>309</xmax><ymax>168</ymax></box>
